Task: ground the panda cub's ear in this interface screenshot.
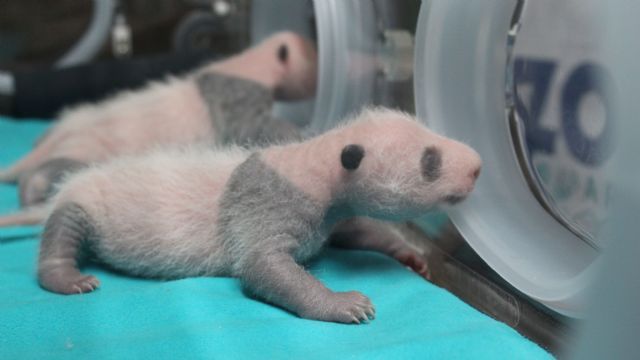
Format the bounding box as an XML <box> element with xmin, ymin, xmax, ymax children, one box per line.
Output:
<box><xmin>341</xmin><ymin>144</ymin><xmax>365</xmax><ymax>171</ymax></box>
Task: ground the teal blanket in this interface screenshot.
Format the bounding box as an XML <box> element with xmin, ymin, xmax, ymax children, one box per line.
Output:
<box><xmin>0</xmin><ymin>117</ymin><xmax>551</xmax><ymax>359</ymax></box>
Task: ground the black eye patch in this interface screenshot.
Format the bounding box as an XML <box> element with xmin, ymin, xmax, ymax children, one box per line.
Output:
<box><xmin>341</xmin><ymin>144</ymin><xmax>365</xmax><ymax>171</ymax></box>
<box><xmin>421</xmin><ymin>146</ymin><xmax>442</xmax><ymax>181</ymax></box>
<box><xmin>278</xmin><ymin>44</ymin><xmax>288</xmax><ymax>63</ymax></box>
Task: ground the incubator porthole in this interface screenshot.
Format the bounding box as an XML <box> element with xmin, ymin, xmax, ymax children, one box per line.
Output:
<box><xmin>508</xmin><ymin>0</ymin><xmax>614</xmax><ymax>248</ymax></box>
<box><xmin>414</xmin><ymin>0</ymin><xmax>606</xmax><ymax>316</ymax></box>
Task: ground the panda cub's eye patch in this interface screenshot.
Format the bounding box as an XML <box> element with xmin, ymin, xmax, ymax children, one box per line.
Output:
<box><xmin>421</xmin><ymin>146</ymin><xmax>442</xmax><ymax>181</ymax></box>
<box><xmin>341</xmin><ymin>144</ymin><xmax>365</xmax><ymax>170</ymax></box>
<box><xmin>278</xmin><ymin>44</ymin><xmax>288</xmax><ymax>63</ymax></box>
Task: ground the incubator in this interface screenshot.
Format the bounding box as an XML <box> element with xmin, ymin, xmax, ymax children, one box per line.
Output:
<box><xmin>1</xmin><ymin>0</ymin><xmax>616</xmax><ymax>318</ymax></box>
<box><xmin>1</xmin><ymin>1</ymin><xmax>635</xmax><ymax>355</ymax></box>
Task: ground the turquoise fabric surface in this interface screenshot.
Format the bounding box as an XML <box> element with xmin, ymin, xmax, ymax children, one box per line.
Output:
<box><xmin>0</xmin><ymin>117</ymin><xmax>552</xmax><ymax>359</ymax></box>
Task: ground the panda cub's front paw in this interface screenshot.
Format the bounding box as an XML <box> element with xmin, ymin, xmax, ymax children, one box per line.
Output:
<box><xmin>301</xmin><ymin>290</ymin><xmax>375</xmax><ymax>324</ymax></box>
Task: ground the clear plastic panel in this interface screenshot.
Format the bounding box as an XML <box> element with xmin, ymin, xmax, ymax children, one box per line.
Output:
<box><xmin>310</xmin><ymin>1</ymin><xmax>379</xmax><ymax>131</ymax></box>
<box><xmin>414</xmin><ymin>0</ymin><xmax>600</xmax><ymax>316</ymax></box>
<box><xmin>510</xmin><ymin>0</ymin><xmax>613</xmax><ymax>246</ymax></box>
<box><xmin>251</xmin><ymin>0</ymin><xmax>419</xmax><ymax>131</ymax></box>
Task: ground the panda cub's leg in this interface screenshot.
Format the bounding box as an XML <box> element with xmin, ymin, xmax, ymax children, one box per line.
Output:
<box><xmin>330</xmin><ymin>217</ymin><xmax>430</xmax><ymax>279</ymax></box>
<box><xmin>238</xmin><ymin>237</ymin><xmax>375</xmax><ymax>324</ymax></box>
<box><xmin>38</xmin><ymin>203</ymin><xmax>100</xmax><ymax>294</ymax></box>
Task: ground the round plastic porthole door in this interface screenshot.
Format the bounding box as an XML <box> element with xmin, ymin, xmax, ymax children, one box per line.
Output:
<box><xmin>414</xmin><ymin>0</ymin><xmax>609</xmax><ymax>316</ymax></box>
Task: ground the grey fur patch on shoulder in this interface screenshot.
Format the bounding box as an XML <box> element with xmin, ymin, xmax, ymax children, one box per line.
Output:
<box><xmin>195</xmin><ymin>73</ymin><xmax>300</xmax><ymax>146</ymax></box>
<box><xmin>216</xmin><ymin>154</ymin><xmax>326</xmax><ymax>272</ymax></box>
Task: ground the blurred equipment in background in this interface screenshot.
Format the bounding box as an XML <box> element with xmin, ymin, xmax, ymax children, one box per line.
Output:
<box><xmin>4</xmin><ymin>52</ymin><xmax>217</xmax><ymax>119</ymax></box>
<box><xmin>8</xmin><ymin>1</ymin><xmax>628</xmax><ymax>355</ymax></box>
<box><xmin>0</xmin><ymin>0</ymin><xmax>251</xmax><ymax>119</ymax></box>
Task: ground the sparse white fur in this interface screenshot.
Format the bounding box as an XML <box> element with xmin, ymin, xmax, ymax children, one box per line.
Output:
<box><xmin>2</xmin><ymin>108</ymin><xmax>481</xmax><ymax>325</ymax></box>
<box><xmin>0</xmin><ymin>31</ymin><xmax>317</xmax><ymax>190</ymax></box>
<box><xmin>52</xmin><ymin>145</ymin><xmax>250</xmax><ymax>278</ymax></box>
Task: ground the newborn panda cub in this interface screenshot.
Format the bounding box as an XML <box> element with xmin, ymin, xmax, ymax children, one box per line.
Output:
<box><xmin>36</xmin><ymin>108</ymin><xmax>481</xmax><ymax>324</ymax></box>
<box><xmin>0</xmin><ymin>31</ymin><xmax>316</xmax><ymax>207</ymax></box>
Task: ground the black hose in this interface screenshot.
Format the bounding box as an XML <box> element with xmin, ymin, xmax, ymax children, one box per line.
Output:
<box><xmin>3</xmin><ymin>51</ymin><xmax>218</xmax><ymax>120</ymax></box>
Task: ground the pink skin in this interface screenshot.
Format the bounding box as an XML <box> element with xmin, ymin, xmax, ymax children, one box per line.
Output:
<box><xmin>0</xmin><ymin>108</ymin><xmax>480</xmax><ymax>327</ymax></box>
<box><xmin>263</xmin><ymin>108</ymin><xmax>481</xmax><ymax>279</ymax></box>
<box><xmin>0</xmin><ymin>109</ymin><xmax>479</xmax><ymax>305</ymax></box>
<box><xmin>56</xmin><ymin>148</ymin><xmax>246</xmax><ymax>267</ymax></box>
<box><xmin>262</xmin><ymin>109</ymin><xmax>481</xmax><ymax>208</ymax></box>
<box><xmin>0</xmin><ymin>31</ymin><xmax>318</xmax><ymax>184</ymax></box>
<box><xmin>38</xmin><ymin>109</ymin><xmax>474</xmax><ymax>284</ymax></box>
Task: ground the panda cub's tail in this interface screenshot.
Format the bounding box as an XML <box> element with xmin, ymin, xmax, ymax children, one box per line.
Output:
<box><xmin>0</xmin><ymin>166</ymin><xmax>20</xmax><ymax>183</ymax></box>
<box><xmin>0</xmin><ymin>205</ymin><xmax>51</xmax><ymax>227</ymax></box>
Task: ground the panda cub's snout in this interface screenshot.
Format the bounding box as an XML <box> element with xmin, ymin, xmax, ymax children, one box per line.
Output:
<box><xmin>421</xmin><ymin>144</ymin><xmax>482</xmax><ymax>205</ymax></box>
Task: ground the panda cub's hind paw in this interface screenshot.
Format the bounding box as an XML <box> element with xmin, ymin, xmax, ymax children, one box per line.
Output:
<box><xmin>39</xmin><ymin>271</ymin><xmax>101</xmax><ymax>295</ymax></box>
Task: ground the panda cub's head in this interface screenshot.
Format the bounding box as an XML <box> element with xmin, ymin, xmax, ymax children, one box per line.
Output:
<box><xmin>336</xmin><ymin>108</ymin><xmax>482</xmax><ymax>220</ymax></box>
